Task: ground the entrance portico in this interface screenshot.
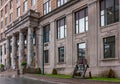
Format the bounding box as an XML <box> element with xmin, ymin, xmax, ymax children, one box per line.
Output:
<box><xmin>5</xmin><ymin>10</ymin><xmax>40</xmax><ymax>70</ymax></box>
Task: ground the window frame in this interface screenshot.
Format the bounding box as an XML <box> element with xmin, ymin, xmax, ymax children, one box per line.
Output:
<box><xmin>57</xmin><ymin>17</ymin><xmax>66</xmax><ymax>39</ymax></box>
<box><xmin>43</xmin><ymin>0</ymin><xmax>51</xmax><ymax>15</ymax></box>
<box><xmin>43</xmin><ymin>24</ymin><xmax>50</xmax><ymax>43</ymax></box>
<box><xmin>75</xmin><ymin>8</ymin><xmax>88</xmax><ymax>34</ymax></box>
<box><xmin>44</xmin><ymin>50</ymin><xmax>49</xmax><ymax>63</ymax></box>
<box><xmin>100</xmin><ymin>0</ymin><xmax>119</xmax><ymax>27</ymax></box>
<box><xmin>58</xmin><ymin>46</ymin><xmax>65</xmax><ymax>63</ymax></box>
<box><xmin>103</xmin><ymin>36</ymin><xmax>115</xmax><ymax>58</ymax></box>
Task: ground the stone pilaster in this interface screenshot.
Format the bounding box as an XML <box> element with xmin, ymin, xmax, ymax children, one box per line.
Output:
<box><xmin>11</xmin><ymin>34</ymin><xmax>17</xmax><ymax>69</ymax></box>
<box><xmin>19</xmin><ymin>31</ymin><xmax>24</xmax><ymax>69</ymax></box>
<box><xmin>6</xmin><ymin>37</ymin><xmax>11</xmax><ymax>69</ymax></box>
<box><xmin>27</xmin><ymin>27</ymin><xmax>33</xmax><ymax>67</ymax></box>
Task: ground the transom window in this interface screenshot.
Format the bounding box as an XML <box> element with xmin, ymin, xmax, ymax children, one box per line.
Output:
<box><xmin>43</xmin><ymin>0</ymin><xmax>51</xmax><ymax>15</ymax></box>
<box><xmin>75</xmin><ymin>8</ymin><xmax>88</xmax><ymax>34</ymax></box>
<box><xmin>77</xmin><ymin>43</ymin><xmax>86</xmax><ymax>60</ymax></box>
<box><xmin>103</xmin><ymin>36</ymin><xmax>115</xmax><ymax>58</ymax></box>
<box><xmin>57</xmin><ymin>17</ymin><xmax>66</xmax><ymax>39</ymax></box>
<box><xmin>100</xmin><ymin>0</ymin><xmax>119</xmax><ymax>27</ymax></box>
<box><xmin>58</xmin><ymin>47</ymin><xmax>64</xmax><ymax>63</ymax></box>
<box><xmin>57</xmin><ymin>0</ymin><xmax>67</xmax><ymax>7</ymax></box>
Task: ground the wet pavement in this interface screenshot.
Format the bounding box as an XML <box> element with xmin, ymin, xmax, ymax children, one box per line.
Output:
<box><xmin>0</xmin><ymin>76</ymin><xmax>57</xmax><ymax>84</ymax></box>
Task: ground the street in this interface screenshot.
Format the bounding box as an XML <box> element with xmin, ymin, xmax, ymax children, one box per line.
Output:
<box><xmin>0</xmin><ymin>76</ymin><xmax>57</xmax><ymax>84</ymax></box>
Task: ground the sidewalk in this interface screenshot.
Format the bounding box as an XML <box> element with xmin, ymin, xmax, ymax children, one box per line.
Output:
<box><xmin>22</xmin><ymin>74</ymin><xmax>120</xmax><ymax>84</ymax></box>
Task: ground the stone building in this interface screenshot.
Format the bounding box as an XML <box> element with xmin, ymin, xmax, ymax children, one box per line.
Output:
<box><xmin>0</xmin><ymin>0</ymin><xmax>120</xmax><ymax>77</ymax></box>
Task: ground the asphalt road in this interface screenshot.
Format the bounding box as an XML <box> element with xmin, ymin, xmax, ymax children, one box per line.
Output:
<box><xmin>0</xmin><ymin>76</ymin><xmax>57</xmax><ymax>84</ymax></box>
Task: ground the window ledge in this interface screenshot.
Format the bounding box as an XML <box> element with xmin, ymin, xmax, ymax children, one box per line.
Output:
<box><xmin>57</xmin><ymin>62</ymin><xmax>66</xmax><ymax>65</ymax></box>
<box><xmin>100</xmin><ymin>22</ymin><xmax>119</xmax><ymax>29</ymax></box>
<box><xmin>44</xmin><ymin>63</ymin><xmax>50</xmax><ymax>65</ymax></box>
<box><xmin>57</xmin><ymin>38</ymin><xmax>66</xmax><ymax>41</ymax></box>
<box><xmin>100</xmin><ymin>58</ymin><xmax>118</xmax><ymax>61</ymax></box>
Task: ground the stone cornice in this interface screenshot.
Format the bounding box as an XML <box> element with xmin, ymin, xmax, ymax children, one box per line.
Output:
<box><xmin>5</xmin><ymin>10</ymin><xmax>40</xmax><ymax>35</ymax></box>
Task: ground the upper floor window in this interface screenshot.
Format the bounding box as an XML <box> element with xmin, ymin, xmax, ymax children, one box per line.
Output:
<box><xmin>43</xmin><ymin>0</ymin><xmax>51</xmax><ymax>15</ymax></box>
<box><xmin>1</xmin><ymin>21</ymin><xmax>3</xmax><ymax>29</ymax></box>
<box><xmin>58</xmin><ymin>47</ymin><xmax>64</xmax><ymax>63</ymax></box>
<box><xmin>75</xmin><ymin>8</ymin><xmax>88</xmax><ymax>34</ymax></box>
<box><xmin>1</xmin><ymin>9</ymin><xmax>3</xmax><ymax>18</ymax></box>
<box><xmin>4</xmin><ymin>44</ymin><xmax>6</xmax><ymax>55</ymax></box>
<box><xmin>1</xmin><ymin>0</ymin><xmax>4</xmax><ymax>6</ymax></box>
<box><xmin>5</xmin><ymin>17</ymin><xmax>8</xmax><ymax>26</ymax></box>
<box><xmin>31</xmin><ymin>0</ymin><xmax>36</xmax><ymax>6</ymax></box>
<box><xmin>43</xmin><ymin>24</ymin><xmax>50</xmax><ymax>43</ymax></box>
<box><xmin>23</xmin><ymin>0</ymin><xmax>28</xmax><ymax>12</ymax></box>
<box><xmin>57</xmin><ymin>0</ymin><xmax>67</xmax><ymax>7</ymax></box>
<box><xmin>100</xmin><ymin>0</ymin><xmax>119</xmax><ymax>27</ymax></box>
<box><xmin>16</xmin><ymin>0</ymin><xmax>20</xmax><ymax>3</ymax></box>
<box><xmin>5</xmin><ymin>5</ymin><xmax>8</xmax><ymax>14</ymax></box>
<box><xmin>10</xmin><ymin>13</ymin><xmax>13</xmax><ymax>22</ymax></box>
<box><xmin>103</xmin><ymin>36</ymin><xmax>115</xmax><ymax>58</ymax></box>
<box><xmin>10</xmin><ymin>0</ymin><xmax>13</xmax><ymax>9</ymax></box>
<box><xmin>17</xmin><ymin>7</ymin><xmax>20</xmax><ymax>17</ymax></box>
<box><xmin>57</xmin><ymin>17</ymin><xmax>66</xmax><ymax>39</ymax></box>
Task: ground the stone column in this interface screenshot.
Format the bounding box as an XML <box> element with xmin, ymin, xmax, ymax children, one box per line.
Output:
<box><xmin>27</xmin><ymin>27</ymin><xmax>33</xmax><ymax>68</ymax></box>
<box><xmin>6</xmin><ymin>37</ymin><xmax>11</xmax><ymax>69</ymax></box>
<box><xmin>11</xmin><ymin>34</ymin><xmax>17</xmax><ymax>69</ymax></box>
<box><xmin>19</xmin><ymin>30</ymin><xmax>24</xmax><ymax>69</ymax></box>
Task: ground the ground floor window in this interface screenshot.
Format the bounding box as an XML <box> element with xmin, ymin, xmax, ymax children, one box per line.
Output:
<box><xmin>103</xmin><ymin>36</ymin><xmax>115</xmax><ymax>58</ymax></box>
<box><xmin>58</xmin><ymin>47</ymin><xmax>64</xmax><ymax>63</ymax></box>
<box><xmin>77</xmin><ymin>43</ymin><xmax>86</xmax><ymax>60</ymax></box>
<box><xmin>44</xmin><ymin>50</ymin><xmax>49</xmax><ymax>63</ymax></box>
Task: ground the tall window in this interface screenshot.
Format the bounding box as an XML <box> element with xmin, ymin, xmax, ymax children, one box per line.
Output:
<box><xmin>16</xmin><ymin>0</ymin><xmax>20</xmax><ymax>3</ymax></box>
<box><xmin>43</xmin><ymin>25</ymin><xmax>50</xmax><ymax>43</ymax></box>
<box><xmin>4</xmin><ymin>44</ymin><xmax>6</xmax><ymax>55</ymax></box>
<box><xmin>1</xmin><ymin>0</ymin><xmax>3</xmax><ymax>6</ymax></box>
<box><xmin>44</xmin><ymin>50</ymin><xmax>49</xmax><ymax>63</ymax></box>
<box><xmin>57</xmin><ymin>0</ymin><xmax>67</xmax><ymax>7</ymax></box>
<box><xmin>1</xmin><ymin>21</ymin><xmax>3</xmax><ymax>29</ymax></box>
<box><xmin>58</xmin><ymin>47</ymin><xmax>64</xmax><ymax>63</ymax></box>
<box><xmin>10</xmin><ymin>0</ymin><xmax>13</xmax><ymax>9</ymax></box>
<box><xmin>5</xmin><ymin>17</ymin><xmax>8</xmax><ymax>26</ymax></box>
<box><xmin>23</xmin><ymin>0</ymin><xmax>28</xmax><ymax>12</ymax></box>
<box><xmin>33</xmin><ymin>30</ymin><xmax>36</xmax><ymax>45</ymax></box>
<box><xmin>100</xmin><ymin>0</ymin><xmax>119</xmax><ymax>27</ymax></box>
<box><xmin>10</xmin><ymin>13</ymin><xmax>13</xmax><ymax>22</ymax></box>
<box><xmin>77</xmin><ymin>43</ymin><xmax>86</xmax><ymax>60</ymax></box>
<box><xmin>43</xmin><ymin>0</ymin><xmax>51</xmax><ymax>15</ymax></box>
<box><xmin>31</xmin><ymin>0</ymin><xmax>36</xmax><ymax>6</ymax></box>
<box><xmin>75</xmin><ymin>8</ymin><xmax>88</xmax><ymax>34</ymax></box>
<box><xmin>57</xmin><ymin>17</ymin><xmax>66</xmax><ymax>39</ymax></box>
<box><xmin>5</xmin><ymin>5</ymin><xmax>8</xmax><ymax>14</ymax></box>
<box><xmin>103</xmin><ymin>36</ymin><xmax>115</xmax><ymax>58</ymax></box>
<box><xmin>17</xmin><ymin>7</ymin><xmax>20</xmax><ymax>17</ymax></box>
<box><xmin>1</xmin><ymin>9</ymin><xmax>3</xmax><ymax>18</ymax></box>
